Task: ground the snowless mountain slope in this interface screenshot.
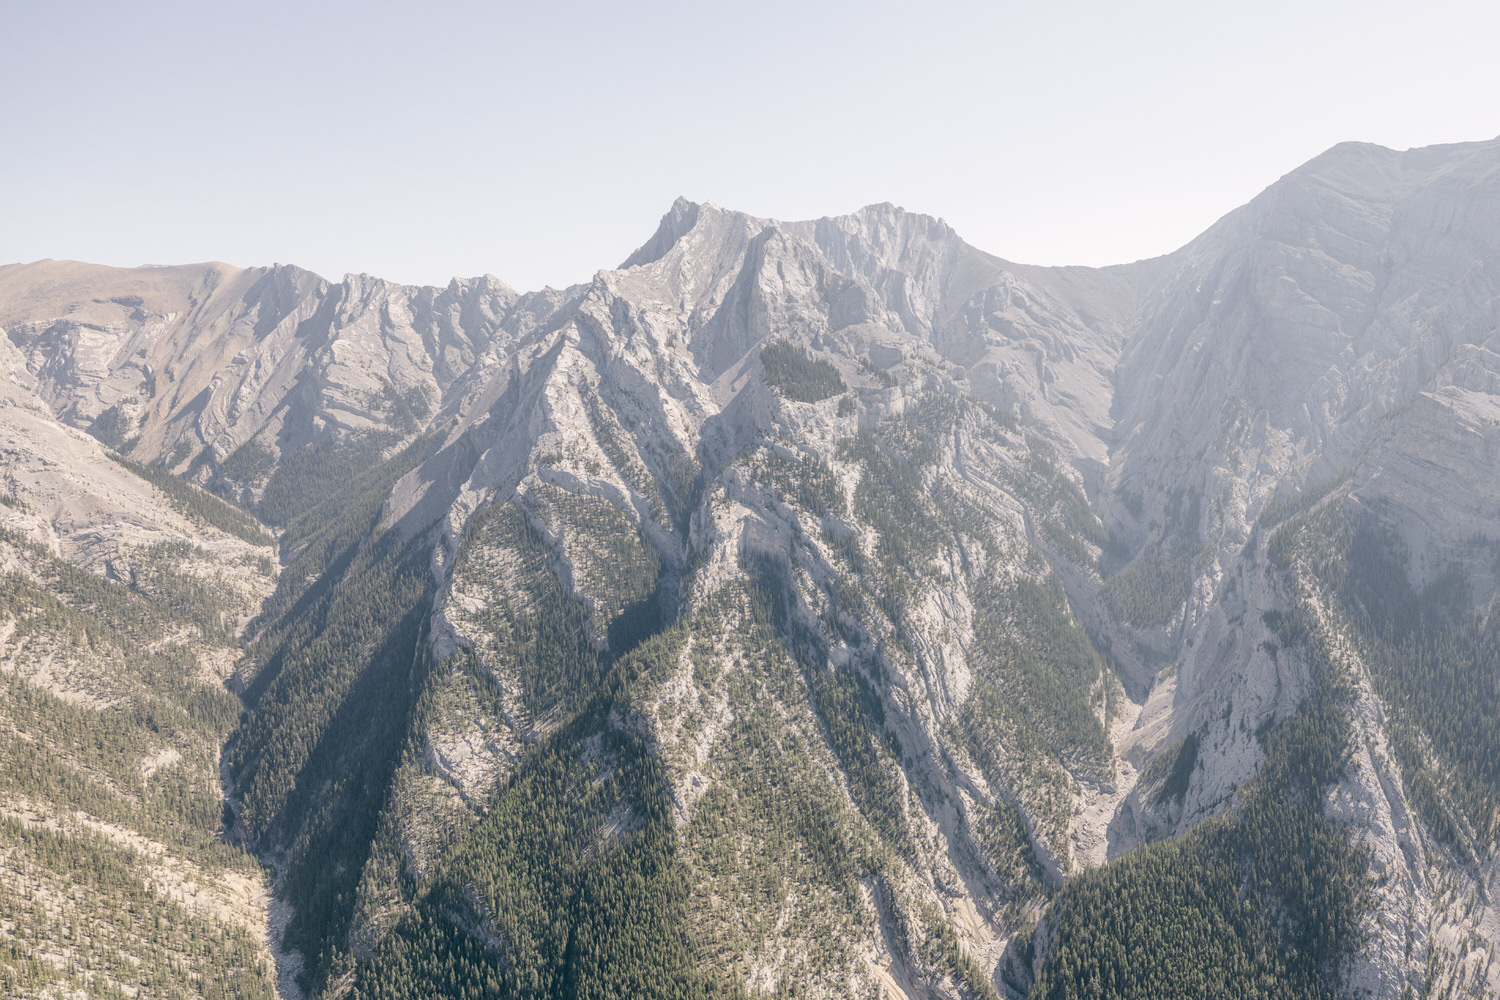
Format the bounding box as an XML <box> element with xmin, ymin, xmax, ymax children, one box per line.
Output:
<box><xmin>3</xmin><ymin>137</ymin><xmax>1500</xmax><ymax>1000</ymax></box>
<box><xmin>1111</xmin><ymin>137</ymin><xmax>1500</xmax><ymax>559</ymax></box>
<box><xmin>1095</xmin><ymin>138</ymin><xmax>1500</xmax><ymax>999</ymax></box>
<box><xmin>0</xmin><ymin>307</ymin><xmax>284</xmax><ymax>997</ymax></box>
<box><xmin>0</xmin><ymin>258</ymin><xmax>539</xmax><ymax>512</ymax></box>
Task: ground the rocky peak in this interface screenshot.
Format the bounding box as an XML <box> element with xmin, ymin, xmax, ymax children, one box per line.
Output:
<box><xmin>7</xmin><ymin>137</ymin><xmax>1500</xmax><ymax>1000</ymax></box>
<box><xmin>620</xmin><ymin>195</ymin><xmax>704</xmax><ymax>269</ymax></box>
<box><xmin>1110</xmin><ymin>136</ymin><xmax>1500</xmax><ymax>549</ymax></box>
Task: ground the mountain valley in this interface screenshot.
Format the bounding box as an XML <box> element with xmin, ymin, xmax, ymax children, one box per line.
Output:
<box><xmin>3</xmin><ymin>137</ymin><xmax>1500</xmax><ymax>999</ymax></box>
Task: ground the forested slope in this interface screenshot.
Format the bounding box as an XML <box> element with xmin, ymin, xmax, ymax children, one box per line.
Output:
<box><xmin>3</xmin><ymin>137</ymin><xmax>1500</xmax><ymax>999</ymax></box>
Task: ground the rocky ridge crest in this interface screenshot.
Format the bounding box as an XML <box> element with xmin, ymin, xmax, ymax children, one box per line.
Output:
<box><xmin>3</xmin><ymin>137</ymin><xmax>1500</xmax><ymax>999</ymax></box>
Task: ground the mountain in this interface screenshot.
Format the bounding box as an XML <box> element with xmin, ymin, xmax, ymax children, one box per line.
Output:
<box><xmin>2</xmin><ymin>136</ymin><xmax>1499</xmax><ymax>1000</ymax></box>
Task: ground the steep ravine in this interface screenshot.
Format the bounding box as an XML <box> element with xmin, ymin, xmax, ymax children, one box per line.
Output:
<box><xmin>5</xmin><ymin>135</ymin><xmax>1500</xmax><ymax>999</ymax></box>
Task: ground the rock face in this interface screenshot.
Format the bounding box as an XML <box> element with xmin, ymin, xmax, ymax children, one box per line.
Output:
<box><xmin>0</xmin><ymin>272</ymin><xmax>285</xmax><ymax>996</ymax></box>
<box><xmin>0</xmin><ymin>259</ymin><xmax>539</xmax><ymax>504</ymax></box>
<box><xmin>1100</xmin><ymin>137</ymin><xmax>1500</xmax><ymax>999</ymax></box>
<box><xmin>3</xmin><ymin>137</ymin><xmax>1500</xmax><ymax>1000</ymax></box>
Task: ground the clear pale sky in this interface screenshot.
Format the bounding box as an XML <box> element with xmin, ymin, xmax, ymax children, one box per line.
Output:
<box><xmin>3</xmin><ymin>0</ymin><xmax>1496</xmax><ymax>292</ymax></box>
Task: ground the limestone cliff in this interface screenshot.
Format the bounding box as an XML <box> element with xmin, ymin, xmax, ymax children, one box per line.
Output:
<box><xmin>4</xmin><ymin>137</ymin><xmax>1500</xmax><ymax>1000</ymax></box>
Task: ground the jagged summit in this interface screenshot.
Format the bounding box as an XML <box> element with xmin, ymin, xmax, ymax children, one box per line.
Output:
<box><xmin>1292</xmin><ymin>134</ymin><xmax>1500</xmax><ymax>187</ymax></box>
<box><xmin>619</xmin><ymin>195</ymin><xmax>704</xmax><ymax>270</ymax></box>
<box><xmin>621</xmin><ymin>197</ymin><xmax>968</xmax><ymax>281</ymax></box>
<box><xmin>4</xmin><ymin>136</ymin><xmax>1500</xmax><ymax>1000</ymax></box>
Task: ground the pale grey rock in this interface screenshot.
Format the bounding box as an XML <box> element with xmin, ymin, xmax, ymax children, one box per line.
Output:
<box><xmin>9</xmin><ymin>135</ymin><xmax>1500</xmax><ymax>997</ymax></box>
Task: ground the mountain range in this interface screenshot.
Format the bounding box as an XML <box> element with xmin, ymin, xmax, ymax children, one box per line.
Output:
<box><xmin>2</xmin><ymin>136</ymin><xmax>1499</xmax><ymax>999</ymax></box>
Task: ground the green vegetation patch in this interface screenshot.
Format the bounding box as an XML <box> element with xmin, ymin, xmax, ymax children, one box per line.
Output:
<box><xmin>579</xmin><ymin>386</ymin><xmax>676</xmax><ymax>529</ymax></box>
<box><xmin>334</xmin><ymin>462</ymin><xmax>706</xmax><ymax>992</ymax></box>
<box><xmin>669</xmin><ymin>584</ymin><xmax>895</xmax><ymax>996</ymax></box>
<box><xmin>1139</xmin><ymin>731</ymin><xmax>1200</xmax><ymax>808</ymax></box>
<box><xmin>528</xmin><ymin>483</ymin><xmax>661</xmax><ymax>645</ymax></box>
<box><xmin>1103</xmin><ymin>540</ymin><xmax>1193</xmax><ymax>628</ymax></box>
<box><xmin>0</xmin><ymin>819</ymin><xmax>274</xmax><ymax>1000</ymax></box>
<box><xmin>110</xmin><ymin>454</ymin><xmax>273</xmax><ymax>546</ymax></box>
<box><xmin>211</xmin><ymin>438</ymin><xmax>276</xmax><ymax>503</ymax></box>
<box><xmin>1287</xmin><ymin>504</ymin><xmax>1500</xmax><ymax>852</ymax></box>
<box><xmin>1009</xmin><ymin>438</ymin><xmax>1108</xmax><ymax>567</ymax></box>
<box><xmin>970</xmin><ymin>797</ymin><xmax>1048</xmax><ymax>895</ymax></box>
<box><xmin>1029</xmin><ymin>605</ymin><xmax>1370</xmax><ymax>1000</ymax></box>
<box><xmin>453</xmin><ymin>500</ymin><xmax>612</xmax><ymax>721</ymax></box>
<box><xmin>351</xmin><ymin>632</ymin><xmax>715</xmax><ymax>1000</ymax></box>
<box><xmin>1254</xmin><ymin>471</ymin><xmax>1350</xmax><ymax>531</ymax></box>
<box><xmin>255</xmin><ymin>432</ymin><xmax>400</xmax><ymax>527</ymax></box>
<box><xmin>747</xmin><ymin>448</ymin><xmax>848</xmax><ymax>518</ymax></box>
<box><xmin>223</xmin><ymin>439</ymin><xmax>438</xmax><ymax>992</ymax></box>
<box><xmin>976</xmin><ymin>577</ymin><xmax>1110</xmax><ymax>768</ymax></box>
<box><xmin>88</xmin><ymin>404</ymin><xmax>134</xmax><ymax>451</ymax></box>
<box><xmin>837</xmin><ymin>426</ymin><xmax>962</xmax><ymax>629</ymax></box>
<box><xmin>761</xmin><ymin>340</ymin><xmax>848</xmax><ymax>403</ymax></box>
<box><xmin>951</xmin><ymin>575</ymin><xmax>1111</xmax><ymax>863</ymax></box>
<box><xmin>0</xmin><ymin>532</ymin><xmax>273</xmax><ymax>999</ymax></box>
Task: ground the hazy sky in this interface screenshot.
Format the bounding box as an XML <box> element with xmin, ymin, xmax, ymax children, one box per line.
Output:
<box><xmin>3</xmin><ymin>0</ymin><xmax>1497</xmax><ymax>291</ymax></box>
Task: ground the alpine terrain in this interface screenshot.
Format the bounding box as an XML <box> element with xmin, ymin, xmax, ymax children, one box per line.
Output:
<box><xmin>3</xmin><ymin>136</ymin><xmax>1500</xmax><ymax>999</ymax></box>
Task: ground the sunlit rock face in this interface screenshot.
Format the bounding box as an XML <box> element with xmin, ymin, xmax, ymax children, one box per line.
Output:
<box><xmin>3</xmin><ymin>137</ymin><xmax>1500</xmax><ymax>999</ymax></box>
